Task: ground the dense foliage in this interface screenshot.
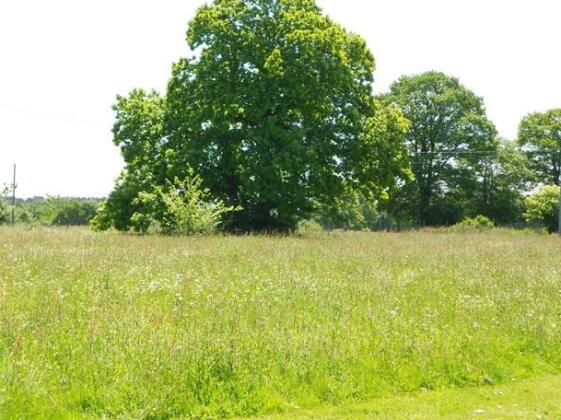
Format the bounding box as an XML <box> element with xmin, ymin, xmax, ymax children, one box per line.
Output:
<box><xmin>524</xmin><ymin>185</ymin><xmax>560</xmax><ymax>233</ymax></box>
<box><xmin>518</xmin><ymin>109</ymin><xmax>561</xmax><ymax>186</ymax></box>
<box><xmin>92</xmin><ymin>171</ymin><xmax>238</xmax><ymax>235</ymax></box>
<box><xmin>0</xmin><ymin>187</ymin><xmax>8</xmax><ymax>224</ymax></box>
<box><xmin>97</xmin><ymin>0</ymin><xmax>410</xmax><ymax>233</ymax></box>
<box><xmin>0</xmin><ymin>201</ymin><xmax>8</xmax><ymax>225</ymax></box>
<box><xmin>451</xmin><ymin>215</ymin><xmax>496</xmax><ymax>232</ymax></box>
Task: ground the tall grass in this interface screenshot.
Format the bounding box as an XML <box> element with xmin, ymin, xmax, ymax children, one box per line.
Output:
<box><xmin>0</xmin><ymin>227</ymin><xmax>560</xmax><ymax>418</ymax></box>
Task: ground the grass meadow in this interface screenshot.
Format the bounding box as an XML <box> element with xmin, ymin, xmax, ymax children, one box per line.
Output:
<box><xmin>0</xmin><ymin>227</ymin><xmax>560</xmax><ymax>418</ymax></box>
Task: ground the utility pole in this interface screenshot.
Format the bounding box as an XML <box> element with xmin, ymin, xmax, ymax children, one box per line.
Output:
<box><xmin>11</xmin><ymin>164</ymin><xmax>16</xmax><ymax>226</ymax></box>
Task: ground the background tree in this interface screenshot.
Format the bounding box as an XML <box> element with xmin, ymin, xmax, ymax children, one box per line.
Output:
<box><xmin>524</xmin><ymin>185</ymin><xmax>560</xmax><ymax>233</ymax></box>
<box><xmin>518</xmin><ymin>109</ymin><xmax>561</xmax><ymax>186</ymax></box>
<box><xmin>461</xmin><ymin>139</ymin><xmax>530</xmax><ymax>224</ymax></box>
<box><xmin>99</xmin><ymin>0</ymin><xmax>410</xmax><ymax>233</ymax></box>
<box><xmin>101</xmin><ymin>90</ymin><xmax>167</xmax><ymax>231</ymax></box>
<box><xmin>379</xmin><ymin>71</ymin><xmax>497</xmax><ymax>226</ymax></box>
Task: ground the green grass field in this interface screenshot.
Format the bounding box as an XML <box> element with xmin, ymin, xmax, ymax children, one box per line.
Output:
<box><xmin>1</xmin><ymin>227</ymin><xmax>560</xmax><ymax>418</ymax></box>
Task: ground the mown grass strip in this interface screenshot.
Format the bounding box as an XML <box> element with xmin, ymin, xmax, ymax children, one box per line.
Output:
<box><xmin>263</xmin><ymin>375</ymin><xmax>561</xmax><ymax>419</ymax></box>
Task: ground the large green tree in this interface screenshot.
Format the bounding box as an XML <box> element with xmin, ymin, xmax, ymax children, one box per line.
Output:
<box><xmin>379</xmin><ymin>71</ymin><xmax>498</xmax><ymax>226</ymax></box>
<box><xmin>101</xmin><ymin>0</ymin><xmax>410</xmax><ymax>232</ymax></box>
<box><xmin>518</xmin><ymin>109</ymin><xmax>561</xmax><ymax>186</ymax></box>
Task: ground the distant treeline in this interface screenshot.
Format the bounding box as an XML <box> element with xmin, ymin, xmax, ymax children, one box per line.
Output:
<box><xmin>0</xmin><ymin>197</ymin><xmax>102</xmax><ymax>226</ymax></box>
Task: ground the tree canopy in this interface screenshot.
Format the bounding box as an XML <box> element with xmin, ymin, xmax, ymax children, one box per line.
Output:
<box><xmin>98</xmin><ymin>0</ymin><xmax>410</xmax><ymax>233</ymax></box>
<box><xmin>379</xmin><ymin>71</ymin><xmax>499</xmax><ymax>226</ymax></box>
<box><xmin>518</xmin><ymin>109</ymin><xmax>561</xmax><ymax>186</ymax></box>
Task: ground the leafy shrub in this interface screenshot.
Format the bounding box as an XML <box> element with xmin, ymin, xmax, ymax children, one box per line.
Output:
<box><xmin>524</xmin><ymin>185</ymin><xmax>560</xmax><ymax>233</ymax></box>
<box><xmin>452</xmin><ymin>215</ymin><xmax>496</xmax><ymax>232</ymax></box>
<box><xmin>0</xmin><ymin>205</ymin><xmax>7</xmax><ymax>225</ymax></box>
<box><xmin>0</xmin><ymin>186</ymin><xmax>9</xmax><ymax>224</ymax></box>
<box><xmin>16</xmin><ymin>210</ymin><xmax>33</xmax><ymax>225</ymax></box>
<box><xmin>89</xmin><ymin>201</ymin><xmax>113</xmax><ymax>232</ymax></box>
<box><xmin>0</xmin><ymin>203</ymin><xmax>8</xmax><ymax>224</ymax></box>
<box><xmin>150</xmin><ymin>174</ymin><xmax>239</xmax><ymax>235</ymax></box>
<box><xmin>93</xmin><ymin>170</ymin><xmax>239</xmax><ymax>235</ymax></box>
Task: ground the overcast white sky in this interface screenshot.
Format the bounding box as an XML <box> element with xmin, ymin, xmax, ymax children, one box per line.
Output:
<box><xmin>1</xmin><ymin>0</ymin><xmax>560</xmax><ymax>197</ymax></box>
